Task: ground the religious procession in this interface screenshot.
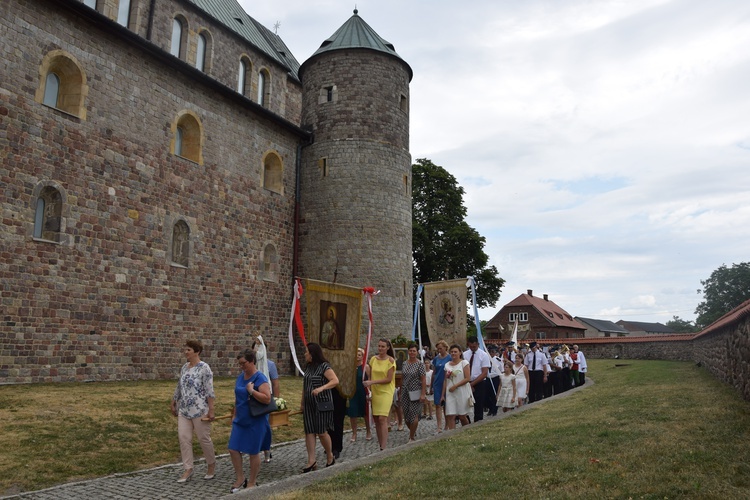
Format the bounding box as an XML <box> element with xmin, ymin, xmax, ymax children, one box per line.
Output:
<box><xmin>169</xmin><ymin>277</ymin><xmax>589</xmax><ymax>495</ymax></box>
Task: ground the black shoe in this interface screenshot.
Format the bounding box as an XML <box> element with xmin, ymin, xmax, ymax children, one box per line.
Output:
<box><xmin>230</xmin><ymin>478</ymin><xmax>247</xmax><ymax>494</ymax></box>
<box><xmin>302</xmin><ymin>462</ymin><xmax>317</xmax><ymax>473</ymax></box>
<box><xmin>333</xmin><ymin>450</ymin><xmax>340</xmax><ymax>459</ymax></box>
<box><xmin>326</xmin><ymin>457</ymin><xmax>336</xmax><ymax>467</ymax></box>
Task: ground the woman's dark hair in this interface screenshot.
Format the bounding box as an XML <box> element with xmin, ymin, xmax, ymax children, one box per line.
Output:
<box><xmin>306</xmin><ymin>342</ymin><xmax>328</xmax><ymax>365</ymax></box>
<box><xmin>185</xmin><ymin>340</ymin><xmax>203</xmax><ymax>354</ymax></box>
<box><xmin>407</xmin><ymin>342</ymin><xmax>418</xmax><ymax>350</ymax></box>
<box><xmin>449</xmin><ymin>343</ymin><xmax>463</xmax><ymax>353</ymax></box>
<box><xmin>237</xmin><ymin>349</ymin><xmax>256</xmax><ymax>364</ymax></box>
<box><xmin>378</xmin><ymin>338</ymin><xmax>395</xmax><ymax>358</ymax></box>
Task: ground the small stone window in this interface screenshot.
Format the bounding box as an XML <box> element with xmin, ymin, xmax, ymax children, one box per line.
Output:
<box><xmin>171</xmin><ymin>111</ymin><xmax>203</xmax><ymax>164</ymax></box>
<box><xmin>238</xmin><ymin>57</ymin><xmax>252</xmax><ymax>96</ymax></box>
<box><xmin>170</xmin><ymin>16</ymin><xmax>188</xmax><ymax>59</ymax></box>
<box><xmin>262</xmin><ymin>151</ymin><xmax>283</xmax><ymax>194</ymax></box>
<box><xmin>400</xmin><ymin>94</ymin><xmax>408</xmax><ymax>113</ymax></box>
<box><xmin>171</xmin><ymin>220</ymin><xmax>190</xmax><ymax>267</ymax></box>
<box><xmin>33</xmin><ymin>186</ymin><xmax>63</xmax><ymax>243</ymax></box>
<box><xmin>195</xmin><ymin>30</ymin><xmax>212</xmax><ymax>73</ymax></box>
<box><xmin>319</xmin><ymin>84</ymin><xmax>337</xmax><ymax>104</ymax></box>
<box><xmin>36</xmin><ymin>50</ymin><xmax>88</xmax><ymax>119</ymax></box>
<box><xmin>257</xmin><ymin>68</ymin><xmax>270</xmax><ymax>107</ymax></box>
<box><xmin>260</xmin><ymin>243</ymin><xmax>279</xmax><ymax>282</ymax></box>
<box><xmin>116</xmin><ymin>0</ymin><xmax>131</xmax><ymax>27</ymax></box>
<box><xmin>318</xmin><ymin>157</ymin><xmax>328</xmax><ymax>177</ymax></box>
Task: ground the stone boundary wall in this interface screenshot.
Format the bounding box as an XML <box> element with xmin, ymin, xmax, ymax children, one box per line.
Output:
<box><xmin>556</xmin><ymin>311</ymin><xmax>750</xmax><ymax>402</ymax></box>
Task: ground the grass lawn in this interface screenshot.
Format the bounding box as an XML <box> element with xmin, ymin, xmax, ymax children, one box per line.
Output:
<box><xmin>0</xmin><ymin>374</ymin><xmax>304</xmax><ymax>494</ymax></box>
<box><xmin>1</xmin><ymin>360</ymin><xmax>749</xmax><ymax>498</ymax></box>
<box><xmin>274</xmin><ymin>360</ymin><xmax>750</xmax><ymax>499</ymax></box>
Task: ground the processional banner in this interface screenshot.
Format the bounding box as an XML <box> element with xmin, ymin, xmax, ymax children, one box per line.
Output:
<box><xmin>423</xmin><ymin>278</ymin><xmax>468</xmax><ymax>348</ymax></box>
<box><xmin>507</xmin><ymin>322</ymin><xmax>531</xmax><ymax>340</ymax></box>
<box><xmin>304</xmin><ymin>279</ymin><xmax>363</xmax><ymax>398</ymax></box>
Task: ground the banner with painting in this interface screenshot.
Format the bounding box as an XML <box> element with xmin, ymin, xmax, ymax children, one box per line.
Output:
<box><xmin>304</xmin><ymin>279</ymin><xmax>363</xmax><ymax>398</ymax></box>
<box><xmin>423</xmin><ymin>278</ymin><xmax>468</xmax><ymax>348</ymax></box>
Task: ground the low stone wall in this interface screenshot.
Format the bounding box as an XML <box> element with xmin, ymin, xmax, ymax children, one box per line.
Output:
<box><xmin>572</xmin><ymin>311</ymin><xmax>750</xmax><ymax>402</ymax></box>
<box><xmin>492</xmin><ymin>304</ymin><xmax>750</xmax><ymax>402</ymax></box>
<box><xmin>692</xmin><ymin>314</ymin><xmax>750</xmax><ymax>401</ymax></box>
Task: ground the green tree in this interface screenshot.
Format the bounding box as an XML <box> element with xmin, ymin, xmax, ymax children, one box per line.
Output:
<box><xmin>695</xmin><ymin>262</ymin><xmax>750</xmax><ymax>328</ymax></box>
<box><xmin>412</xmin><ymin>158</ymin><xmax>504</xmax><ymax>308</ymax></box>
<box><xmin>665</xmin><ymin>315</ymin><xmax>699</xmax><ymax>333</ymax></box>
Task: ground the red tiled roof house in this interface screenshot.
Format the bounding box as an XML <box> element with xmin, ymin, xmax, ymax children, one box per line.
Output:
<box><xmin>484</xmin><ymin>290</ymin><xmax>587</xmax><ymax>341</ymax></box>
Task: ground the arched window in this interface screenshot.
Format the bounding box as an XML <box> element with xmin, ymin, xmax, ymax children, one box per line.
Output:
<box><xmin>260</xmin><ymin>243</ymin><xmax>278</xmax><ymax>282</ymax></box>
<box><xmin>172</xmin><ymin>111</ymin><xmax>203</xmax><ymax>164</ymax></box>
<box><xmin>43</xmin><ymin>72</ymin><xmax>60</xmax><ymax>108</ymax></box>
<box><xmin>238</xmin><ymin>57</ymin><xmax>251</xmax><ymax>96</ymax></box>
<box><xmin>196</xmin><ymin>33</ymin><xmax>206</xmax><ymax>71</ymax></box>
<box><xmin>116</xmin><ymin>0</ymin><xmax>131</xmax><ymax>27</ymax></box>
<box><xmin>37</xmin><ymin>51</ymin><xmax>88</xmax><ymax>119</ymax></box>
<box><xmin>262</xmin><ymin>151</ymin><xmax>283</xmax><ymax>194</ymax></box>
<box><xmin>257</xmin><ymin>69</ymin><xmax>270</xmax><ymax>107</ymax></box>
<box><xmin>171</xmin><ymin>220</ymin><xmax>190</xmax><ymax>267</ymax></box>
<box><xmin>238</xmin><ymin>60</ymin><xmax>246</xmax><ymax>94</ymax></box>
<box><xmin>174</xmin><ymin>126</ymin><xmax>184</xmax><ymax>156</ymax></box>
<box><xmin>170</xmin><ymin>17</ymin><xmax>188</xmax><ymax>59</ymax></box>
<box><xmin>33</xmin><ymin>185</ymin><xmax>63</xmax><ymax>242</ymax></box>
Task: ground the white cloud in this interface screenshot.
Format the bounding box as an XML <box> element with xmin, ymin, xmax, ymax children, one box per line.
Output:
<box><xmin>242</xmin><ymin>0</ymin><xmax>750</xmax><ymax>326</ymax></box>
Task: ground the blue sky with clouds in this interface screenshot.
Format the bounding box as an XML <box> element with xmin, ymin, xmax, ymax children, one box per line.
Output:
<box><xmin>242</xmin><ymin>0</ymin><xmax>750</xmax><ymax>326</ymax></box>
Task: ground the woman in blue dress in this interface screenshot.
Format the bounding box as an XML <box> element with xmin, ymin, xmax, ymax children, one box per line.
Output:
<box><xmin>227</xmin><ymin>350</ymin><xmax>272</xmax><ymax>493</ymax></box>
<box><xmin>430</xmin><ymin>340</ymin><xmax>450</xmax><ymax>434</ymax></box>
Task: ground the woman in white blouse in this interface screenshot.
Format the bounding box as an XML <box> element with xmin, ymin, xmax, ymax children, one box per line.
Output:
<box><xmin>171</xmin><ymin>340</ymin><xmax>216</xmax><ymax>482</ymax></box>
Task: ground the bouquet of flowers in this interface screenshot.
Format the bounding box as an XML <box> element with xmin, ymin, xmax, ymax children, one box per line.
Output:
<box><xmin>273</xmin><ymin>397</ymin><xmax>287</xmax><ymax>411</ymax></box>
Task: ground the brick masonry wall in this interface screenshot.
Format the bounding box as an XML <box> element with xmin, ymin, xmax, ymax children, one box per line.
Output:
<box><xmin>298</xmin><ymin>49</ymin><xmax>413</xmax><ymax>345</ymax></box>
<box><xmin>0</xmin><ymin>0</ymin><xmax>303</xmax><ymax>382</ymax></box>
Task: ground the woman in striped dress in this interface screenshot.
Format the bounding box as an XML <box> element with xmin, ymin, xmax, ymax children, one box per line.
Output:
<box><xmin>399</xmin><ymin>342</ymin><xmax>426</xmax><ymax>442</ymax></box>
<box><xmin>301</xmin><ymin>342</ymin><xmax>339</xmax><ymax>472</ymax></box>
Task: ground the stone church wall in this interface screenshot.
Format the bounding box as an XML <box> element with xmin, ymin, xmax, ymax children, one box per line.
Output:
<box><xmin>0</xmin><ymin>0</ymin><xmax>304</xmax><ymax>383</ymax></box>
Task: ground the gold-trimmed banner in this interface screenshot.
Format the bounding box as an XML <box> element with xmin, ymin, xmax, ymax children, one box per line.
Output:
<box><xmin>305</xmin><ymin>279</ymin><xmax>363</xmax><ymax>398</ymax></box>
<box><xmin>423</xmin><ymin>278</ymin><xmax>468</xmax><ymax>348</ymax></box>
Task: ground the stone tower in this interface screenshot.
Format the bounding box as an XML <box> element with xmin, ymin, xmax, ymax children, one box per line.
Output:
<box><xmin>298</xmin><ymin>10</ymin><xmax>413</xmax><ymax>340</ymax></box>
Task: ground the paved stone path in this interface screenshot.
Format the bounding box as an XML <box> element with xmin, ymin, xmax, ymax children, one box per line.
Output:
<box><xmin>3</xmin><ymin>382</ymin><xmax>589</xmax><ymax>500</ymax></box>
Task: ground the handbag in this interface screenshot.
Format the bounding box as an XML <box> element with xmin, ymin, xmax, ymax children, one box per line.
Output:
<box><xmin>248</xmin><ymin>394</ymin><xmax>277</xmax><ymax>417</ymax></box>
<box><xmin>408</xmin><ymin>389</ymin><xmax>422</xmax><ymax>402</ymax></box>
<box><xmin>316</xmin><ymin>397</ymin><xmax>334</xmax><ymax>412</ymax></box>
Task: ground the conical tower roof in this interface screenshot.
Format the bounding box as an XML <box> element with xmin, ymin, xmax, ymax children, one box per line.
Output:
<box><xmin>301</xmin><ymin>9</ymin><xmax>412</xmax><ymax>80</ymax></box>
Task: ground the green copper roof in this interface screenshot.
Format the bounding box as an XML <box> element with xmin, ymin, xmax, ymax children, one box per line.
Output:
<box><xmin>306</xmin><ymin>9</ymin><xmax>412</xmax><ymax>79</ymax></box>
<box><xmin>187</xmin><ymin>0</ymin><xmax>300</xmax><ymax>80</ymax></box>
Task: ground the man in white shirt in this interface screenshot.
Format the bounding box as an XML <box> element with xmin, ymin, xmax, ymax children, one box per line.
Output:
<box><xmin>573</xmin><ymin>344</ymin><xmax>587</xmax><ymax>385</ymax></box>
<box><xmin>524</xmin><ymin>342</ymin><xmax>549</xmax><ymax>403</ymax></box>
<box><xmin>463</xmin><ymin>336</ymin><xmax>491</xmax><ymax>422</ymax></box>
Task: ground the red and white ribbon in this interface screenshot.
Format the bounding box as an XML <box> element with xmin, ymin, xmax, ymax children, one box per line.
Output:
<box><xmin>288</xmin><ymin>278</ymin><xmax>307</xmax><ymax>375</ymax></box>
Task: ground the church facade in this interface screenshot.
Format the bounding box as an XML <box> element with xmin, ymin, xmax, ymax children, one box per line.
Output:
<box><xmin>0</xmin><ymin>0</ymin><xmax>412</xmax><ymax>383</ymax></box>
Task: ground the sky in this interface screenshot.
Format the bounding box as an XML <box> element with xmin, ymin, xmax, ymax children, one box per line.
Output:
<box><xmin>241</xmin><ymin>0</ymin><xmax>750</xmax><ymax>326</ymax></box>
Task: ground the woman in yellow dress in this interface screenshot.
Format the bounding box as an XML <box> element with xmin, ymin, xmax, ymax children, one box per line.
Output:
<box><xmin>364</xmin><ymin>338</ymin><xmax>396</xmax><ymax>451</ymax></box>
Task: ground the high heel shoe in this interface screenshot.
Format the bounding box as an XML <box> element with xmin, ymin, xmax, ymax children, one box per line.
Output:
<box><xmin>301</xmin><ymin>461</ymin><xmax>317</xmax><ymax>473</ymax></box>
<box><xmin>176</xmin><ymin>469</ymin><xmax>193</xmax><ymax>483</ymax></box>
<box><xmin>230</xmin><ymin>478</ymin><xmax>247</xmax><ymax>494</ymax></box>
<box><xmin>326</xmin><ymin>457</ymin><xmax>336</xmax><ymax>467</ymax></box>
